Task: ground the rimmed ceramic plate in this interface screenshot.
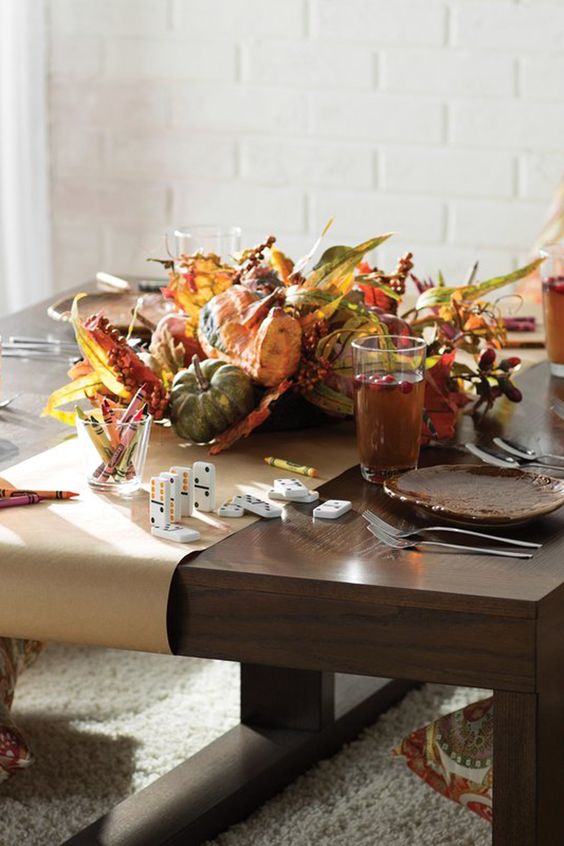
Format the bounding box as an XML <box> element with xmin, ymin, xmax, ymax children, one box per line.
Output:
<box><xmin>383</xmin><ymin>464</ymin><xmax>564</xmax><ymax>526</ymax></box>
<box><xmin>47</xmin><ymin>292</ymin><xmax>171</xmax><ymax>335</ymax></box>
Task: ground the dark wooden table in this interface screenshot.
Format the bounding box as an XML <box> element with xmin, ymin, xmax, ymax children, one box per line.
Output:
<box><xmin>3</xmin><ymin>290</ymin><xmax>564</xmax><ymax>846</ymax></box>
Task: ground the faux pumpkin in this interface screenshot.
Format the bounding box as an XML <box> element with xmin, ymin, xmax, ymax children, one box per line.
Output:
<box><xmin>170</xmin><ymin>356</ymin><xmax>256</xmax><ymax>443</ymax></box>
<box><xmin>199</xmin><ymin>287</ymin><xmax>302</xmax><ymax>387</ymax></box>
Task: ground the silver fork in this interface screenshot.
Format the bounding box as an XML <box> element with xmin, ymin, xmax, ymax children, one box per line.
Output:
<box><xmin>366</xmin><ymin>523</ymin><xmax>534</xmax><ymax>559</ymax></box>
<box><xmin>553</xmin><ymin>398</ymin><xmax>564</xmax><ymax>420</ymax></box>
<box><xmin>362</xmin><ymin>509</ymin><xmax>541</xmax><ymax>549</ymax></box>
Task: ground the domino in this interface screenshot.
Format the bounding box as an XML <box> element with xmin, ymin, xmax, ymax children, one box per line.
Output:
<box><xmin>160</xmin><ymin>471</ymin><xmax>181</xmax><ymax>523</ymax></box>
<box><xmin>312</xmin><ymin>499</ymin><xmax>352</xmax><ymax>520</ymax></box>
<box><xmin>150</xmin><ymin>476</ymin><xmax>171</xmax><ymax>529</ymax></box>
<box><xmin>151</xmin><ymin>525</ymin><xmax>200</xmax><ymax>543</ymax></box>
<box><xmin>233</xmin><ymin>494</ymin><xmax>283</xmax><ymax>519</ymax></box>
<box><xmin>268</xmin><ymin>488</ymin><xmax>319</xmax><ymax>503</ymax></box>
<box><xmin>217</xmin><ymin>501</ymin><xmax>245</xmax><ymax>518</ymax></box>
<box><xmin>273</xmin><ymin>477</ymin><xmax>308</xmax><ymax>497</ymax></box>
<box><xmin>169</xmin><ymin>466</ymin><xmax>192</xmax><ymax>517</ymax></box>
<box><xmin>191</xmin><ymin>461</ymin><xmax>216</xmax><ymax>512</ymax></box>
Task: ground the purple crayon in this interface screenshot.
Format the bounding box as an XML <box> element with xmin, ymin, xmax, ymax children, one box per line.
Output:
<box><xmin>0</xmin><ymin>493</ymin><xmax>41</xmax><ymax>510</ymax></box>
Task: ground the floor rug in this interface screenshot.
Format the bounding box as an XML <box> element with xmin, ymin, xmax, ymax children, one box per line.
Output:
<box><xmin>0</xmin><ymin>644</ymin><xmax>491</xmax><ymax>846</ymax></box>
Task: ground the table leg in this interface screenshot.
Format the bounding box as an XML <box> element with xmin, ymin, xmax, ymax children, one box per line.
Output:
<box><xmin>494</xmin><ymin>687</ymin><xmax>564</xmax><ymax>845</ymax></box>
<box><xmin>63</xmin><ymin>667</ymin><xmax>414</xmax><ymax>846</ymax></box>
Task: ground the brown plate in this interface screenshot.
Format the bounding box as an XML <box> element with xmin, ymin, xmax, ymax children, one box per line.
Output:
<box><xmin>47</xmin><ymin>292</ymin><xmax>173</xmax><ymax>335</ymax></box>
<box><xmin>384</xmin><ymin>464</ymin><xmax>564</xmax><ymax>526</ymax></box>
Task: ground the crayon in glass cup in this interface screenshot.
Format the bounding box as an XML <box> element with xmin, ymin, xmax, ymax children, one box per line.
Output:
<box><xmin>541</xmin><ymin>245</ymin><xmax>564</xmax><ymax>378</ymax></box>
<box><xmin>352</xmin><ymin>335</ymin><xmax>427</xmax><ymax>484</ymax></box>
<box><xmin>75</xmin><ymin>407</ymin><xmax>152</xmax><ymax>496</ymax></box>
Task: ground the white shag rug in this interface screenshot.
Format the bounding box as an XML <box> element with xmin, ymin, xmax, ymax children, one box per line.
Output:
<box><xmin>0</xmin><ymin>644</ymin><xmax>491</xmax><ymax>846</ymax></box>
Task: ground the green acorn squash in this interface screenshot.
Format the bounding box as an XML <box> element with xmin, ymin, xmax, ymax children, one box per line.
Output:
<box><xmin>170</xmin><ymin>356</ymin><xmax>256</xmax><ymax>443</ymax></box>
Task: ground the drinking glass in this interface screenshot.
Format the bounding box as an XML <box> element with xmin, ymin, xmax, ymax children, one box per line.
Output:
<box><xmin>171</xmin><ymin>225</ymin><xmax>242</xmax><ymax>260</ymax></box>
<box><xmin>352</xmin><ymin>335</ymin><xmax>427</xmax><ymax>484</ymax></box>
<box><xmin>540</xmin><ymin>244</ymin><xmax>564</xmax><ymax>377</ymax></box>
<box><xmin>76</xmin><ymin>408</ymin><xmax>152</xmax><ymax>496</ymax></box>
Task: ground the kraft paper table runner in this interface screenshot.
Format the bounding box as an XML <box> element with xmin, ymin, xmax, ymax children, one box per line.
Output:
<box><xmin>0</xmin><ymin>421</ymin><xmax>358</xmax><ymax>654</ymax></box>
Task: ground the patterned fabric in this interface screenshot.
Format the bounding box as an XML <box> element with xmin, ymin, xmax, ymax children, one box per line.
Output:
<box><xmin>0</xmin><ymin>638</ymin><xmax>44</xmax><ymax>781</ymax></box>
<box><xmin>393</xmin><ymin>696</ymin><xmax>493</xmax><ymax>823</ymax></box>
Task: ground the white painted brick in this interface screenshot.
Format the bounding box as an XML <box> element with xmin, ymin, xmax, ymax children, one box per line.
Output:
<box><xmin>49</xmin><ymin>0</ymin><xmax>169</xmax><ymax>35</ymax></box>
<box><xmin>311</xmin><ymin>191</ymin><xmax>445</xmax><ymax>243</ymax></box>
<box><xmin>312</xmin><ymin>92</ymin><xmax>443</xmax><ymax>143</ymax></box>
<box><xmin>453</xmin><ymin>3</ymin><xmax>564</xmax><ymax>51</ymax></box>
<box><xmin>240</xmin><ymin>140</ymin><xmax>373</xmax><ymax>188</ymax></box>
<box><xmin>173</xmin><ymin>0</ymin><xmax>306</xmax><ymax>38</ymax></box>
<box><xmin>50</xmin><ymin>127</ymin><xmax>103</xmax><ymax>177</ymax></box>
<box><xmin>104</xmin><ymin>38</ymin><xmax>236</xmax><ymax>82</ymax></box>
<box><xmin>242</xmin><ymin>40</ymin><xmax>373</xmax><ymax>89</ymax></box>
<box><xmin>52</xmin><ymin>223</ymin><xmax>103</xmax><ymax>292</ymax></box>
<box><xmin>49</xmin><ymin>34</ymin><xmax>101</xmax><ymax>77</ymax></box>
<box><xmin>520</xmin><ymin>56</ymin><xmax>564</xmax><ymax>101</ymax></box>
<box><xmin>451</xmin><ymin>101</ymin><xmax>564</xmax><ymax>151</ymax></box>
<box><xmin>450</xmin><ymin>200</ymin><xmax>547</xmax><ymax>250</ymax></box>
<box><xmin>172</xmin><ymin>84</ymin><xmax>308</xmax><ymax>133</ymax></box>
<box><xmin>52</xmin><ymin>181</ymin><xmax>169</xmax><ymax>224</ymax></box>
<box><xmin>172</xmin><ymin>183</ymin><xmax>306</xmax><ymax>233</ymax></box>
<box><xmin>382</xmin><ymin>148</ymin><xmax>514</xmax><ymax>198</ymax></box>
<box><xmin>378</xmin><ymin>240</ymin><xmax>519</xmax><ymax>286</ymax></box>
<box><xmin>50</xmin><ymin>80</ymin><xmax>170</xmax><ymax>129</ymax></box>
<box><xmin>107</xmin><ymin>133</ymin><xmax>236</xmax><ymax>180</ymax></box>
<box><xmin>520</xmin><ymin>153</ymin><xmax>563</xmax><ymax>201</ymax></box>
<box><xmin>382</xmin><ymin>50</ymin><xmax>514</xmax><ymax>97</ymax></box>
<box><xmin>312</xmin><ymin>0</ymin><xmax>446</xmax><ymax>45</ymax></box>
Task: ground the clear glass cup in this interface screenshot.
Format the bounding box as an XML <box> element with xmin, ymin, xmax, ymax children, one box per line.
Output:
<box><xmin>352</xmin><ymin>335</ymin><xmax>427</xmax><ymax>484</ymax></box>
<box><xmin>540</xmin><ymin>244</ymin><xmax>564</xmax><ymax>377</ymax></box>
<box><xmin>171</xmin><ymin>225</ymin><xmax>242</xmax><ymax>260</ymax></box>
<box><xmin>76</xmin><ymin>408</ymin><xmax>152</xmax><ymax>496</ymax></box>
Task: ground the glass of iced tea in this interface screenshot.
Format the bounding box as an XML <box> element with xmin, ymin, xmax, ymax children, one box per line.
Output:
<box><xmin>541</xmin><ymin>245</ymin><xmax>564</xmax><ymax>377</ymax></box>
<box><xmin>352</xmin><ymin>334</ymin><xmax>426</xmax><ymax>484</ymax></box>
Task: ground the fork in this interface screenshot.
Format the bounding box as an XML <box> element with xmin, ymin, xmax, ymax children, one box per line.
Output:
<box><xmin>0</xmin><ymin>393</ymin><xmax>23</xmax><ymax>410</ymax></box>
<box><xmin>553</xmin><ymin>398</ymin><xmax>564</xmax><ymax>420</ymax></box>
<box><xmin>465</xmin><ymin>442</ymin><xmax>564</xmax><ymax>473</ymax></box>
<box><xmin>493</xmin><ymin>436</ymin><xmax>564</xmax><ymax>465</ymax></box>
<box><xmin>362</xmin><ymin>509</ymin><xmax>541</xmax><ymax>549</ymax></box>
<box><xmin>366</xmin><ymin>523</ymin><xmax>534</xmax><ymax>559</ymax></box>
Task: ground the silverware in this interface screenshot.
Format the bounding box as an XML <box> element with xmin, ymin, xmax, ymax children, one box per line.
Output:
<box><xmin>493</xmin><ymin>436</ymin><xmax>564</xmax><ymax>465</ymax></box>
<box><xmin>1</xmin><ymin>349</ymin><xmax>79</xmax><ymax>362</ymax></box>
<box><xmin>366</xmin><ymin>523</ymin><xmax>533</xmax><ymax>559</ymax></box>
<box><xmin>465</xmin><ymin>442</ymin><xmax>564</xmax><ymax>473</ymax></box>
<box><xmin>96</xmin><ymin>271</ymin><xmax>132</xmax><ymax>292</ymax></box>
<box><xmin>362</xmin><ymin>509</ymin><xmax>541</xmax><ymax>549</ymax></box>
<box><xmin>0</xmin><ymin>393</ymin><xmax>23</xmax><ymax>409</ymax></box>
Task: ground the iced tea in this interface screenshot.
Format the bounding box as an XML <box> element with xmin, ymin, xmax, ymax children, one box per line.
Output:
<box><xmin>352</xmin><ymin>335</ymin><xmax>426</xmax><ymax>484</ymax></box>
<box><xmin>540</xmin><ymin>246</ymin><xmax>564</xmax><ymax>378</ymax></box>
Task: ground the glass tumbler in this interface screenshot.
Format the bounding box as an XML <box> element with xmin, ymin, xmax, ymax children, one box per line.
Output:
<box><xmin>171</xmin><ymin>225</ymin><xmax>242</xmax><ymax>260</ymax></box>
<box><xmin>76</xmin><ymin>408</ymin><xmax>152</xmax><ymax>496</ymax></box>
<box><xmin>352</xmin><ymin>335</ymin><xmax>427</xmax><ymax>484</ymax></box>
<box><xmin>540</xmin><ymin>244</ymin><xmax>564</xmax><ymax>377</ymax></box>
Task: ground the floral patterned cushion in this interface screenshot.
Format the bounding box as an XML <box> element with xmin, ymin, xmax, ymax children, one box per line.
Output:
<box><xmin>0</xmin><ymin>638</ymin><xmax>44</xmax><ymax>781</ymax></box>
<box><xmin>393</xmin><ymin>696</ymin><xmax>493</xmax><ymax>823</ymax></box>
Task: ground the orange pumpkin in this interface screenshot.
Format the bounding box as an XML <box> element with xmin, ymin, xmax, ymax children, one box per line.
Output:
<box><xmin>199</xmin><ymin>287</ymin><xmax>302</xmax><ymax>387</ymax></box>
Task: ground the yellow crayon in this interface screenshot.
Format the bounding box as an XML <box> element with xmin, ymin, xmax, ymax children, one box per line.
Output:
<box><xmin>75</xmin><ymin>407</ymin><xmax>112</xmax><ymax>464</ymax></box>
<box><xmin>264</xmin><ymin>457</ymin><xmax>319</xmax><ymax>478</ymax></box>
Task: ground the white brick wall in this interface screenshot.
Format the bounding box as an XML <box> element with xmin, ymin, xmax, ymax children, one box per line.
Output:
<box><xmin>48</xmin><ymin>0</ymin><xmax>564</xmax><ymax>290</ymax></box>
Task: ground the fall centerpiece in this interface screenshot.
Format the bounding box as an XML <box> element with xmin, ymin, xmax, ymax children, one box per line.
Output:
<box><xmin>44</xmin><ymin>230</ymin><xmax>542</xmax><ymax>453</ymax></box>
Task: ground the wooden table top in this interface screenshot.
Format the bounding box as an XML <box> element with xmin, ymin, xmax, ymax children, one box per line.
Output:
<box><xmin>2</xmin><ymin>288</ymin><xmax>564</xmax><ymax>618</ymax></box>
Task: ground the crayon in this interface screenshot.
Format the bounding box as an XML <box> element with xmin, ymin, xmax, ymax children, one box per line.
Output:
<box><xmin>0</xmin><ymin>494</ymin><xmax>41</xmax><ymax>509</ymax></box>
<box><xmin>264</xmin><ymin>457</ymin><xmax>319</xmax><ymax>478</ymax></box>
<box><xmin>0</xmin><ymin>489</ymin><xmax>79</xmax><ymax>500</ymax></box>
<box><xmin>97</xmin><ymin>409</ymin><xmax>145</xmax><ymax>481</ymax></box>
<box><xmin>100</xmin><ymin>398</ymin><xmax>120</xmax><ymax>448</ymax></box>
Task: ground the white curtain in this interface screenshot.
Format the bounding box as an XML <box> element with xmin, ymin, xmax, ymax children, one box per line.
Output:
<box><xmin>0</xmin><ymin>0</ymin><xmax>52</xmax><ymax>316</ymax></box>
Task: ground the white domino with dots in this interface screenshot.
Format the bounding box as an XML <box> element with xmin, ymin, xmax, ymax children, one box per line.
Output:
<box><xmin>191</xmin><ymin>461</ymin><xmax>216</xmax><ymax>512</ymax></box>
<box><xmin>312</xmin><ymin>499</ymin><xmax>352</xmax><ymax>520</ymax></box>
<box><xmin>150</xmin><ymin>476</ymin><xmax>169</xmax><ymax>529</ymax></box>
<box><xmin>151</xmin><ymin>525</ymin><xmax>200</xmax><ymax>543</ymax></box>
<box><xmin>160</xmin><ymin>471</ymin><xmax>181</xmax><ymax>522</ymax></box>
<box><xmin>233</xmin><ymin>494</ymin><xmax>282</xmax><ymax>519</ymax></box>
<box><xmin>169</xmin><ymin>466</ymin><xmax>192</xmax><ymax>516</ymax></box>
<box><xmin>273</xmin><ymin>478</ymin><xmax>308</xmax><ymax>497</ymax></box>
<box><xmin>217</xmin><ymin>501</ymin><xmax>245</xmax><ymax>518</ymax></box>
<box><xmin>268</xmin><ymin>488</ymin><xmax>319</xmax><ymax>503</ymax></box>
